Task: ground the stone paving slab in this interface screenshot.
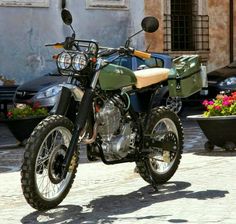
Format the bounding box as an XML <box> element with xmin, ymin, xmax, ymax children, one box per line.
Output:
<box><xmin>0</xmin><ymin>123</ymin><xmax>18</xmax><ymax>148</ymax></box>
<box><xmin>0</xmin><ymin>151</ymin><xmax>236</xmax><ymax>224</ymax></box>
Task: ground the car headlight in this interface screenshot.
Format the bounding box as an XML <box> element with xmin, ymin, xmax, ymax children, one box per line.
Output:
<box><xmin>57</xmin><ymin>52</ymin><xmax>72</xmax><ymax>70</ymax></box>
<box><xmin>72</xmin><ymin>53</ymin><xmax>88</xmax><ymax>71</ymax></box>
<box><xmin>219</xmin><ymin>77</ymin><xmax>236</xmax><ymax>86</ymax></box>
<box><xmin>36</xmin><ymin>85</ymin><xmax>62</xmax><ymax>99</ymax></box>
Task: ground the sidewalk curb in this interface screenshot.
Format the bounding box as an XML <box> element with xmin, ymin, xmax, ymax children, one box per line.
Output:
<box><xmin>0</xmin><ymin>143</ymin><xmax>20</xmax><ymax>150</ymax></box>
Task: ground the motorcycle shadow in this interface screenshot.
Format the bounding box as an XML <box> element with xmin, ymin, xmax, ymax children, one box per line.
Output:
<box><xmin>21</xmin><ymin>181</ymin><xmax>228</xmax><ymax>224</ymax></box>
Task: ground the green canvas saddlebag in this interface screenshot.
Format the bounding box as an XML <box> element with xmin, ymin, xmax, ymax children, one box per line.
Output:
<box><xmin>168</xmin><ymin>55</ymin><xmax>203</xmax><ymax>98</ymax></box>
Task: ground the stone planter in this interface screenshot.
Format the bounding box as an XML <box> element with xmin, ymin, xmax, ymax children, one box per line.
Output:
<box><xmin>187</xmin><ymin>115</ymin><xmax>236</xmax><ymax>151</ymax></box>
<box><xmin>1</xmin><ymin>116</ymin><xmax>46</xmax><ymax>142</ymax></box>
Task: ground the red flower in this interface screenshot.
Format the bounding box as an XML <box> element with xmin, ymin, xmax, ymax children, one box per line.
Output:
<box><xmin>7</xmin><ymin>111</ymin><xmax>13</xmax><ymax>118</ymax></box>
<box><xmin>33</xmin><ymin>101</ymin><xmax>41</xmax><ymax>109</ymax></box>
<box><xmin>214</xmin><ymin>105</ymin><xmax>221</xmax><ymax>111</ymax></box>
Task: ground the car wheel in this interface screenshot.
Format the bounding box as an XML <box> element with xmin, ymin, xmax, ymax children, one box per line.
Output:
<box><xmin>165</xmin><ymin>96</ymin><xmax>183</xmax><ymax>114</ymax></box>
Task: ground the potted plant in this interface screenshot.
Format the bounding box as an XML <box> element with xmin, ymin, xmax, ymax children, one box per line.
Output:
<box><xmin>1</xmin><ymin>102</ymin><xmax>48</xmax><ymax>142</ymax></box>
<box><xmin>188</xmin><ymin>92</ymin><xmax>236</xmax><ymax>151</ymax></box>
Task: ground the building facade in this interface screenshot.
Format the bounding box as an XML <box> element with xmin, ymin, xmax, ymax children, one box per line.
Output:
<box><xmin>144</xmin><ymin>0</ymin><xmax>235</xmax><ymax>73</ymax></box>
<box><xmin>0</xmin><ymin>0</ymin><xmax>235</xmax><ymax>84</ymax></box>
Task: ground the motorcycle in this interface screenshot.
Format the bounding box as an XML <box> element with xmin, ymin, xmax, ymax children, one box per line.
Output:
<box><xmin>21</xmin><ymin>8</ymin><xmax>184</xmax><ymax>211</ymax></box>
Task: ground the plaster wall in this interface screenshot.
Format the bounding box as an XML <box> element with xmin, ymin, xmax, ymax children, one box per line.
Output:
<box><xmin>0</xmin><ymin>0</ymin><xmax>145</xmax><ymax>84</ymax></box>
<box><xmin>205</xmin><ymin>0</ymin><xmax>230</xmax><ymax>72</ymax></box>
<box><xmin>144</xmin><ymin>0</ymin><xmax>164</xmax><ymax>52</ymax></box>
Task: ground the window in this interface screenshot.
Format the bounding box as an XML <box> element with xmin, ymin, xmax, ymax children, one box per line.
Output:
<box><xmin>86</xmin><ymin>0</ymin><xmax>128</xmax><ymax>10</ymax></box>
<box><xmin>164</xmin><ymin>0</ymin><xmax>209</xmax><ymax>52</ymax></box>
<box><xmin>0</xmin><ymin>0</ymin><xmax>49</xmax><ymax>7</ymax></box>
<box><xmin>171</xmin><ymin>0</ymin><xmax>196</xmax><ymax>51</ymax></box>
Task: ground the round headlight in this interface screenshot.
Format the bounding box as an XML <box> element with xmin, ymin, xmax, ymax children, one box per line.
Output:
<box><xmin>57</xmin><ymin>52</ymin><xmax>72</xmax><ymax>70</ymax></box>
<box><xmin>72</xmin><ymin>53</ymin><xmax>88</xmax><ymax>71</ymax></box>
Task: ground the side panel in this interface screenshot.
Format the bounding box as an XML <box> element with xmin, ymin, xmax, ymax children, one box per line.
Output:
<box><xmin>99</xmin><ymin>64</ymin><xmax>137</xmax><ymax>90</ymax></box>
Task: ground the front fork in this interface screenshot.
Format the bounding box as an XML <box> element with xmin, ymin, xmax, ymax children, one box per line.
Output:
<box><xmin>62</xmin><ymin>59</ymin><xmax>103</xmax><ymax>178</ymax></box>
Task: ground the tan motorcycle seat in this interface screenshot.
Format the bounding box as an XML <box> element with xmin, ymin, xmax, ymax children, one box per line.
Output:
<box><xmin>134</xmin><ymin>68</ymin><xmax>170</xmax><ymax>89</ymax></box>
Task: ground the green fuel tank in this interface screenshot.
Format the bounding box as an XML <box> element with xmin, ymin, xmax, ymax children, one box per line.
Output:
<box><xmin>99</xmin><ymin>64</ymin><xmax>137</xmax><ymax>90</ymax></box>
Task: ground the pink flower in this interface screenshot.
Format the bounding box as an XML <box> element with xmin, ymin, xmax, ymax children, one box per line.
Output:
<box><xmin>222</xmin><ymin>100</ymin><xmax>231</xmax><ymax>106</ymax></box>
<box><xmin>208</xmin><ymin>101</ymin><xmax>214</xmax><ymax>105</ymax></box>
<box><xmin>202</xmin><ymin>100</ymin><xmax>209</xmax><ymax>106</ymax></box>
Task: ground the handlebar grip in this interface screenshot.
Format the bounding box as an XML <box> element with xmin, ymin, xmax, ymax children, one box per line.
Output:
<box><xmin>133</xmin><ymin>50</ymin><xmax>151</xmax><ymax>59</ymax></box>
<box><xmin>45</xmin><ymin>43</ymin><xmax>64</xmax><ymax>49</ymax></box>
<box><xmin>53</xmin><ymin>43</ymin><xmax>64</xmax><ymax>49</ymax></box>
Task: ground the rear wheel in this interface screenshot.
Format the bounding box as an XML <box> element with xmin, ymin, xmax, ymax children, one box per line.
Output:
<box><xmin>136</xmin><ymin>107</ymin><xmax>184</xmax><ymax>184</ymax></box>
<box><xmin>21</xmin><ymin>115</ymin><xmax>78</xmax><ymax>211</ymax></box>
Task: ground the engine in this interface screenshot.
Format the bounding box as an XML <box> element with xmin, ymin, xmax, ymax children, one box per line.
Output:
<box><xmin>96</xmin><ymin>96</ymin><xmax>135</xmax><ymax>160</ymax></box>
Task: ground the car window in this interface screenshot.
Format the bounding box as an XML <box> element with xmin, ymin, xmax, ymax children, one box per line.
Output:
<box><xmin>136</xmin><ymin>58</ymin><xmax>146</xmax><ymax>68</ymax></box>
<box><xmin>112</xmin><ymin>56</ymin><xmax>132</xmax><ymax>70</ymax></box>
<box><xmin>136</xmin><ymin>57</ymin><xmax>164</xmax><ymax>69</ymax></box>
<box><xmin>146</xmin><ymin>58</ymin><xmax>164</xmax><ymax>68</ymax></box>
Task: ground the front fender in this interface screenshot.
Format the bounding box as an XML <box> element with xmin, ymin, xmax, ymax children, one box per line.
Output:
<box><xmin>51</xmin><ymin>84</ymin><xmax>84</xmax><ymax>118</ymax></box>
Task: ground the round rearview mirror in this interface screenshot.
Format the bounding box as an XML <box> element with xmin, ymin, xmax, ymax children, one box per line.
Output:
<box><xmin>141</xmin><ymin>16</ymin><xmax>159</xmax><ymax>33</ymax></box>
<box><xmin>61</xmin><ymin>8</ymin><xmax>73</xmax><ymax>25</ymax></box>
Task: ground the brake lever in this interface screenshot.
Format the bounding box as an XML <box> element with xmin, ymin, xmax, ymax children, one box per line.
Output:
<box><xmin>118</xmin><ymin>47</ymin><xmax>132</xmax><ymax>55</ymax></box>
<box><xmin>98</xmin><ymin>48</ymin><xmax>118</xmax><ymax>57</ymax></box>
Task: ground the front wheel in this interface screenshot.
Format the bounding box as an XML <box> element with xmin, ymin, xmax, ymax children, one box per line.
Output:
<box><xmin>136</xmin><ymin>107</ymin><xmax>184</xmax><ymax>184</ymax></box>
<box><xmin>21</xmin><ymin>115</ymin><xmax>78</xmax><ymax>211</ymax></box>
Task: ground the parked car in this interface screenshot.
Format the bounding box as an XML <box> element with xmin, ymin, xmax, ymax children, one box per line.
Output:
<box><xmin>14</xmin><ymin>73</ymin><xmax>68</xmax><ymax>110</ymax></box>
<box><xmin>207</xmin><ymin>61</ymin><xmax>236</xmax><ymax>97</ymax></box>
<box><xmin>14</xmin><ymin>53</ymin><xmax>181</xmax><ymax>111</ymax></box>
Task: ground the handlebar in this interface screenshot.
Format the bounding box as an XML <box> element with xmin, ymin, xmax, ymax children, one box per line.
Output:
<box><xmin>45</xmin><ymin>36</ymin><xmax>76</xmax><ymax>50</ymax></box>
<box><xmin>45</xmin><ymin>42</ymin><xmax>64</xmax><ymax>49</ymax></box>
<box><xmin>46</xmin><ymin>39</ymin><xmax>151</xmax><ymax>60</ymax></box>
<box><xmin>98</xmin><ymin>47</ymin><xmax>151</xmax><ymax>59</ymax></box>
<box><xmin>98</xmin><ymin>48</ymin><xmax>119</xmax><ymax>57</ymax></box>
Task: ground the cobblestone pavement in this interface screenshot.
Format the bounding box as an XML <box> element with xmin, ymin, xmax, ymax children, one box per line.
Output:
<box><xmin>1</xmin><ymin>114</ymin><xmax>236</xmax><ymax>223</ymax></box>
<box><xmin>0</xmin><ymin>119</ymin><xmax>206</xmax><ymax>173</ymax></box>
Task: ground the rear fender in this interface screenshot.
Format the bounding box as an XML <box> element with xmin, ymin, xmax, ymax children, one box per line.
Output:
<box><xmin>151</xmin><ymin>85</ymin><xmax>168</xmax><ymax>108</ymax></box>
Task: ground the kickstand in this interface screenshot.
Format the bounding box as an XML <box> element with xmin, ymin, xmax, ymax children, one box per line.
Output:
<box><xmin>145</xmin><ymin>160</ymin><xmax>159</xmax><ymax>193</ymax></box>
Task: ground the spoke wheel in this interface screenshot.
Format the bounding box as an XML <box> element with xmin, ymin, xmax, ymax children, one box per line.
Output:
<box><xmin>136</xmin><ymin>107</ymin><xmax>183</xmax><ymax>184</ymax></box>
<box><xmin>21</xmin><ymin>115</ymin><xmax>78</xmax><ymax>210</ymax></box>
<box><xmin>149</xmin><ymin>119</ymin><xmax>178</xmax><ymax>174</ymax></box>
